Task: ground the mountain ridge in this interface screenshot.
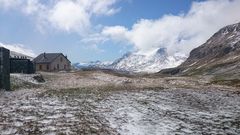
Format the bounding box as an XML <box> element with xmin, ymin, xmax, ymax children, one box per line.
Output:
<box><xmin>73</xmin><ymin>48</ymin><xmax>187</xmax><ymax>73</ymax></box>
<box><xmin>159</xmin><ymin>22</ymin><xmax>240</xmax><ymax>78</ymax></box>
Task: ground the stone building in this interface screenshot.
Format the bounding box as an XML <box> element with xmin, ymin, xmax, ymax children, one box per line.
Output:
<box><xmin>33</xmin><ymin>53</ymin><xmax>71</xmax><ymax>72</ymax></box>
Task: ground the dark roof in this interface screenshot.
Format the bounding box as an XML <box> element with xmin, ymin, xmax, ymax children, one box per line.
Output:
<box><xmin>33</xmin><ymin>53</ymin><xmax>69</xmax><ymax>64</ymax></box>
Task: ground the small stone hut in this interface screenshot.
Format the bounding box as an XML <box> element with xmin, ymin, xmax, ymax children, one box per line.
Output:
<box><xmin>33</xmin><ymin>53</ymin><xmax>71</xmax><ymax>72</ymax></box>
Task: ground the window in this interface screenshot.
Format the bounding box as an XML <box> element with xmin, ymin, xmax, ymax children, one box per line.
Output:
<box><xmin>47</xmin><ymin>65</ymin><xmax>49</xmax><ymax>70</ymax></box>
<box><xmin>64</xmin><ymin>65</ymin><xmax>66</xmax><ymax>69</ymax></box>
<box><xmin>60</xmin><ymin>57</ymin><xmax>63</xmax><ymax>62</ymax></box>
<box><xmin>57</xmin><ymin>64</ymin><xmax>59</xmax><ymax>70</ymax></box>
<box><xmin>39</xmin><ymin>65</ymin><xmax>42</xmax><ymax>70</ymax></box>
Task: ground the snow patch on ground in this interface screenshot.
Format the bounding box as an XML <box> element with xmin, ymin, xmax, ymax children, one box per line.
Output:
<box><xmin>1</xmin><ymin>87</ymin><xmax>240</xmax><ymax>135</ymax></box>
<box><xmin>97</xmin><ymin>89</ymin><xmax>240</xmax><ymax>135</ymax></box>
<box><xmin>11</xmin><ymin>73</ymin><xmax>44</xmax><ymax>84</ymax></box>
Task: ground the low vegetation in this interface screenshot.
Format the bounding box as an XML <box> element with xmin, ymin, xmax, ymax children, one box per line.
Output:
<box><xmin>211</xmin><ymin>75</ymin><xmax>240</xmax><ymax>88</ymax></box>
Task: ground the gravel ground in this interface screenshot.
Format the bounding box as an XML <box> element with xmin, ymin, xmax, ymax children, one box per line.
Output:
<box><xmin>0</xmin><ymin>71</ymin><xmax>239</xmax><ymax>135</ymax></box>
<box><xmin>98</xmin><ymin>89</ymin><xmax>240</xmax><ymax>135</ymax></box>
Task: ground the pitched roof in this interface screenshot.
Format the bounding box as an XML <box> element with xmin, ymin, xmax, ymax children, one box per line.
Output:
<box><xmin>33</xmin><ymin>53</ymin><xmax>63</xmax><ymax>63</ymax></box>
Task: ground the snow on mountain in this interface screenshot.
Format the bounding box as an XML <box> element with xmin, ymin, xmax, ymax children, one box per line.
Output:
<box><xmin>73</xmin><ymin>48</ymin><xmax>187</xmax><ymax>73</ymax></box>
<box><xmin>110</xmin><ymin>48</ymin><xmax>187</xmax><ymax>73</ymax></box>
<box><xmin>73</xmin><ymin>48</ymin><xmax>186</xmax><ymax>73</ymax></box>
<box><xmin>73</xmin><ymin>60</ymin><xmax>112</xmax><ymax>69</ymax></box>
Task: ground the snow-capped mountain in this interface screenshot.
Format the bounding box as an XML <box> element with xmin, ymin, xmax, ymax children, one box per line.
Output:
<box><xmin>73</xmin><ymin>48</ymin><xmax>187</xmax><ymax>73</ymax></box>
<box><xmin>109</xmin><ymin>48</ymin><xmax>187</xmax><ymax>73</ymax></box>
<box><xmin>73</xmin><ymin>60</ymin><xmax>112</xmax><ymax>69</ymax></box>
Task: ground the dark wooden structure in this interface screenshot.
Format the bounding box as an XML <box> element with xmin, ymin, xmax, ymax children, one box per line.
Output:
<box><xmin>0</xmin><ymin>47</ymin><xmax>10</xmax><ymax>91</ymax></box>
<box><xmin>10</xmin><ymin>58</ymin><xmax>35</xmax><ymax>74</ymax></box>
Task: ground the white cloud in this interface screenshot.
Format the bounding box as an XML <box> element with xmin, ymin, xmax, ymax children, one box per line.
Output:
<box><xmin>80</xmin><ymin>33</ymin><xmax>108</xmax><ymax>53</ymax></box>
<box><xmin>0</xmin><ymin>0</ymin><xmax>122</xmax><ymax>54</ymax></box>
<box><xmin>0</xmin><ymin>0</ymin><xmax>43</xmax><ymax>13</ymax></box>
<box><xmin>102</xmin><ymin>26</ymin><xmax>129</xmax><ymax>42</ymax></box>
<box><xmin>0</xmin><ymin>0</ymin><xmax>121</xmax><ymax>34</ymax></box>
<box><xmin>0</xmin><ymin>0</ymin><xmax>22</xmax><ymax>9</ymax></box>
<box><xmin>23</xmin><ymin>0</ymin><xmax>45</xmax><ymax>15</ymax></box>
<box><xmin>102</xmin><ymin>0</ymin><xmax>240</xmax><ymax>56</ymax></box>
<box><xmin>90</xmin><ymin>0</ymin><xmax>121</xmax><ymax>16</ymax></box>
<box><xmin>0</xmin><ymin>42</ymin><xmax>36</xmax><ymax>57</ymax></box>
<box><xmin>47</xmin><ymin>0</ymin><xmax>91</xmax><ymax>33</ymax></box>
<box><xmin>81</xmin><ymin>33</ymin><xmax>108</xmax><ymax>45</ymax></box>
<box><xmin>45</xmin><ymin>0</ymin><xmax>121</xmax><ymax>33</ymax></box>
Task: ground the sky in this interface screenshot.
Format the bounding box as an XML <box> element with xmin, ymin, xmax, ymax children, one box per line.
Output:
<box><xmin>0</xmin><ymin>0</ymin><xmax>240</xmax><ymax>63</ymax></box>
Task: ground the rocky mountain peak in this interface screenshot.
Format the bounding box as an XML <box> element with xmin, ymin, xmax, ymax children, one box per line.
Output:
<box><xmin>218</xmin><ymin>22</ymin><xmax>240</xmax><ymax>35</ymax></box>
<box><xmin>155</xmin><ymin>48</ymin><xmax>168</xmax><ymax>57</ymax></box>
<box><xmin>187</xmin><ymin>22</ymin><xmax>240</xmax><ymax>62</ymax></box>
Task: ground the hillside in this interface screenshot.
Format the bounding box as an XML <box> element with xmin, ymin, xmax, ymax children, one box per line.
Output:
<box><xmin>160</xmin><ymin>22</ymin><xmax>240</xmax><ymax>77</ymax></box>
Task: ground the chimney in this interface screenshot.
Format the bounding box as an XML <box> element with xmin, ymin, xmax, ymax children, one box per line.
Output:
<box><xmin>43</xmin><ymin>52</ymin><xmax>46</xmax><ymax>58</ymax></box>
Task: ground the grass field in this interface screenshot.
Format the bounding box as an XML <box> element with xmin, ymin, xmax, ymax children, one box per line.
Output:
<box><xmin>0</xmin><ymin>71</ymin><xmax>239</xmax><ymax>135</ymax></box>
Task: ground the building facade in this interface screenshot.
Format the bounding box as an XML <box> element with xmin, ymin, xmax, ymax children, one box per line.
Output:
<box><xmin>33</xmin><ymin>53</ymin><xmax>71</xmax><ymax>72</ymax></box>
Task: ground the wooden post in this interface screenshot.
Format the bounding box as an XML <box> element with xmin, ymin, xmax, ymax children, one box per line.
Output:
<box><xmin>0</xmin><ymin>47</ymin><xmax>10</xmax><ymax>91</ymax></box>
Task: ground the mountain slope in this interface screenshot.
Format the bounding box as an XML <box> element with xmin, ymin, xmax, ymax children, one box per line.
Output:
<box><xmin>160</xmin><ymin>22</ymin><xmax>240</xmax><ymax>77</ymax></box>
